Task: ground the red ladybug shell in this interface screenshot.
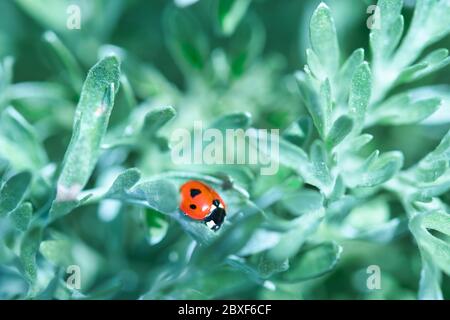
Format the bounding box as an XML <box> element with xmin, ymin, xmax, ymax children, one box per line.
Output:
<box><xmin>179</xmin><ymin>180</ymin><xmax>226</xmax><ymax>220</ymax></box>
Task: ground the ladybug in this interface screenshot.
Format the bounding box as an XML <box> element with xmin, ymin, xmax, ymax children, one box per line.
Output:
<box><xmin>179</xmin><ymin>180</ymin><xmax>227</xmax><ymax>231</ymax></box>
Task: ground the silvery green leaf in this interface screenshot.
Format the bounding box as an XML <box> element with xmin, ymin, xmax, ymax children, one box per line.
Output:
<box><xmin>54</xmin><ymin>56</ymin><xmax>120</xmax><ymax>201</ymax></box>
<box><xmin>397</xmin><ymin>49</ymin><xmax>450</xmax><ymax>84</ymax></box>
<box><xmin>309</xmin><ymin>2</ymin><xmax>340</xmax><ymax>77</ymax></box>
<box><xmin>326</xmin><ymin>115</ymin><xmax>353</xmax><ymax>149</ymax></box>
<box><xmin>9</xmin><ymin>202</ymin><xmax>32</xmax><ymax>232</ymax></box>
<box><xmin>0</xmin><ymin>171</ymin><xmax>32</xmax><ymax>217</ymax></box>
<box><xmin>281</xmin><ymin>189</ymin><xmax>324</xmax><ymax>217</ymax></box>
<box><xmin>336</xmin><ymin>48</ymin><xmax>364</xmax><ymax>103</ymax></box>
<box><xmin>409</xmin><ymin>210</ymin><xmax>450</xmax><ymax>275</ymax></box>
<box><xmin>306</xmin><ymin>48</ymin><xmax>325</xmax><ymax>80</ymax></box>
<box><xmin>105</xmin><ymin>168</ymin><xmax>141</xmax><ymax>198</ymax></box>
<box><xmin>296</xmin><ymin>72</ymin><xmax>330</xmax><ymax>138</ymax></box>
<box><xmin>105</xmin><ymin>169</ymin><xmax>178</xmax><ymax>215</ymax></box>
<box><xmin>174</xmin><ymin>0</ymin><xmax>200</xmax><ymax>8</ymax></box>
<box><xmin>20</xmin><ymin>226</ymin><xmax>42</xmax><ymax>286</ymax></box>
<box><xmin>348</xmin><ymin>62</ymin><xmax>371</xmax><ymax>134</ymax></box>
<box><xmin>217</xmin><ymin>0</ymin><xmax>251</xmax><ymax>36</ymax></box>
<box><xmin>346</xmin><ymin>150</ymin><xmax>404</xmax><ymax>188</ymax></box>
<box><xmin>146</xmin><ymin>209</ymin><xmax>169</xmax><ymax>245</ymax></box>
<box><xmin>408</xmin><ymin>130</ymin><xmax>450</xmax><ymax>183</ymax></box>
<box><xmin>370</xmin><ymin>97</ymin><xmax>441</xmax><ymax>125</ymax></box>
<box><xmin>310</xmin><ymin>140</ymin><xmax>333</xmax><ymax>191</ymax></box>
<box><xmin>370</xmin><ymin>0</ymin><xmax>404</xmax><ymax>61</ymax></box>
<box><xmin>276</xmin><ymin>242</ymin><xmax>342</xmax><ymax>282</ymax></box>
<box><xmin>49</xmin><ymin>194</ymin><xmax>91</xmax><ymax>221</ymax></box>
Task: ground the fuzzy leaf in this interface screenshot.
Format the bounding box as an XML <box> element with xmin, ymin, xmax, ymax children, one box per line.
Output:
<box><xmin>20</xmin><ymin>226</ymin><xmax>42</xmax><ymax>285</ymax></box>
<box><xmin>296</xmin><ymin>72</ymin><xmax>330</xmax><ymax>138</ymax></box>
<box><xmin>397</xmin><ymin>49</ymin><xmax>450</xmax><ymax>84</ymax></box>
<box><xmin>309</xmin><ymin>2</ymin><xmax>340</xmax><ymax>76</ymax></box>
<box><xmin>326</xmin><ymin>115</ymin><xmax>353</xmax><ymax>149</ymax></box>
<box><xmin>347</xmin><ymin>150</ymin><xmax>404</xmax><ymax>187</ymax></box>
<box><xmin>9</xmin><ymin>202</ymin><xmax>32</xmax><ymax>232</ymax></box>
<box><xmin>0</xmin><ymin>171</ymin><xmax>32</xmax><ymax>216</ymax></box>
<box><xmin>370</xmin><ymin>0</ymin><xmax>404</xmax><ymax>61</ymax></box>
<box><xmin>371</xmin><ymin>97</ymin><xmax>441</xmax><ymax>125</ymax></box>
<box><xmin>310</xmin><ymin>140</ymin><xmax>333</xmax><ymax>191</ymax></box>
<box><xmin>55</xmin><ymin>56</ymin><xmax>120</xmax><ymax>201</ymax></box>
<box><xmin>348</xmin><ymin>62</ymin><xmax>372</xmax><ymax>133</ymax></box>
<box><xmin>336</xmin><ymin>48</ymin><xmax>365</xmax><ymax>102</ymax></box>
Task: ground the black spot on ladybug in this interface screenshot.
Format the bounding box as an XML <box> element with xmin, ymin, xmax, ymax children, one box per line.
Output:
<box><xmin>212</xmin><ymin>199</ymin><xmax>220</xmax><ymax>207</ymax></box>
<box><xmin>189</xmin><ymin>204</ymin><xmax>197</xmax><ymax>210</ymax></box>
<box><xmin>190</xmin><ymin>188</ymin><xmax>201</xmax><ymax>198</ymax></box>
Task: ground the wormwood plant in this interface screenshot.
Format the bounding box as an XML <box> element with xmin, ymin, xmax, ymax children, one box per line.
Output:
<box><xmin>0</xmin><ymin>0</ymin><xmax>449</xmax><ymax>299</ymax></box>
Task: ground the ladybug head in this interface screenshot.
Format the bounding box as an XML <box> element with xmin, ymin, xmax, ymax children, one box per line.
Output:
<box><xmin>204</xmin><ymin>199</ymin><xmax>226</xmax><ymax>231</ymax></box>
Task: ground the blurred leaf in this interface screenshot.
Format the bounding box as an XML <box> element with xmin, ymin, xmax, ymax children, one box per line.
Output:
<box><xmin>326</xmin><ymin>115</ymin><xmax>353</xmax><ymax>149</ymax></box>
<box><xmin>309</xmin><ymin>2</ymin><xmax>339</xmax><ymax>77</ymax></box>
<box><xmin>39</xmin><ymin>239</ymin><xmax>72</xmax><ymax>266</ymax></box>
<box><xmin>276</xmin><ymin>242</ymin><xmax>342</xmax><ymax>282</ymax></box>
<box><xmin>0</xmin><ymin>107</ymin><xmax>48</xmax><ymax>171</ymax></box>
<box><xmin>164</xmin><ymin>7</ymin><xmax>209</xmax><ymax>73</ymax></box>
<box><xmin>0</xmin><ymin>56</ymin><xmax>14</xmax><ymax>110</ymax></box>
<box><xmin>209</xmin><ymin>112</ymin><xmax>252</xmax><ymax>131</ymax></box>
<box><xmin>217</xmin><ymin>0</ymin><xmax>251</xmax><ymax>36</ymax></box>
<box><xmin>0</xmin><ymin>171</ymin><xmax>32</xmax><ymax>217</ymax></box>
<box><xmin>228</xmin><ymin>14</ymin><xmax>265</xmax><ymax>76</ymax></box>
<box><xmin>42</xmin><ymin>31</ymin><xmax>83</xmax><ymax>92</ymax></box>
<box><xmin>175</xmin><ymin>0</ymin><xmax>200</xmax><ymax>7</ymax></box>
<box><xmin>282</xmin><ymin>117</ymin><xmax>312</xmax><ymax>148</ymax></box>
<box><xmin>146</xmin><ymin>209</ymin><xmax>169</xmax><ymax>245</ymax></box>
<box><xmin>54</xmin><ymin>56</ymin><xmax>120</xmax><ymax>201</ymax></box>
<box><xmin>418</xmin><ymin>250</ymin><xmax>443</xmax><ymax>300</ymax></box>
<box><xmin>107</xmin><ymin>175</ymin><xmax>179</xmax><ymax>215</ymax></box>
